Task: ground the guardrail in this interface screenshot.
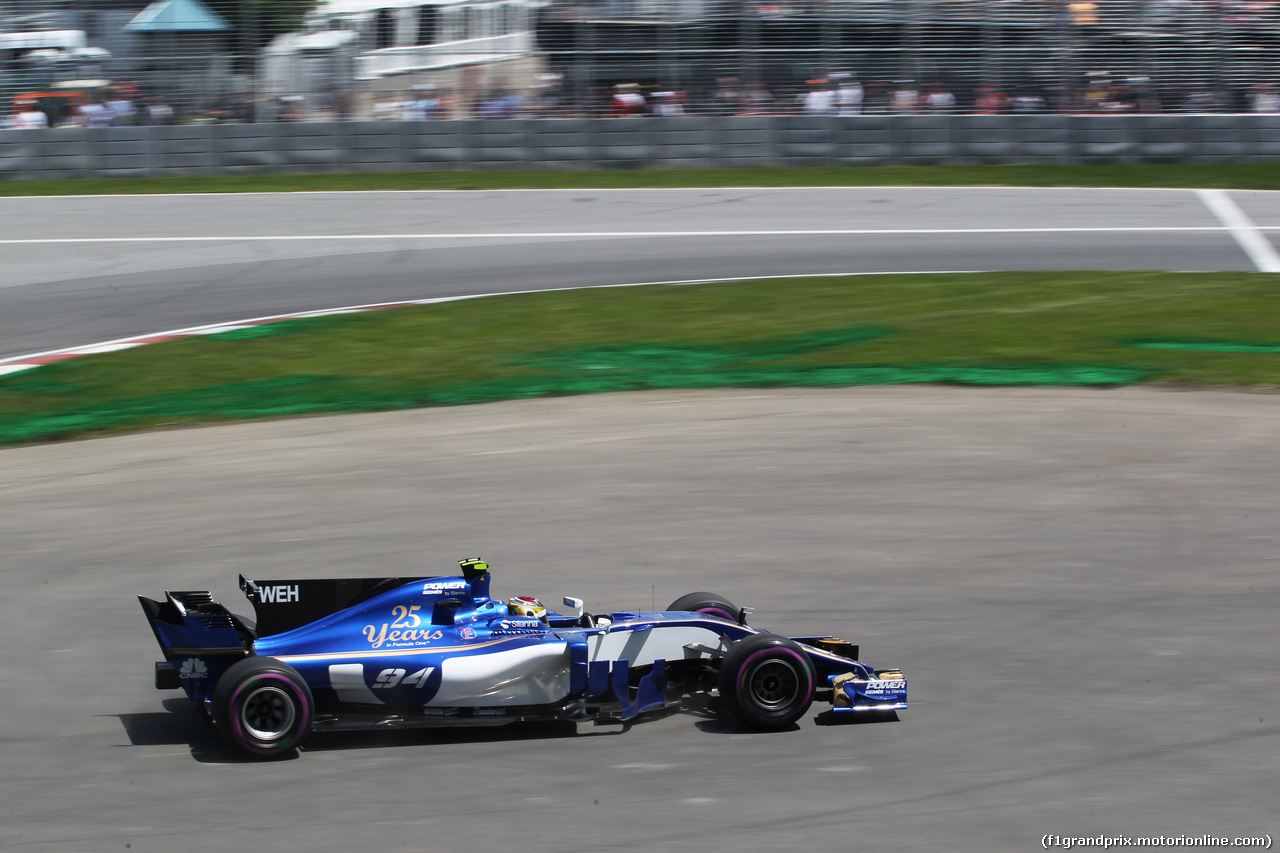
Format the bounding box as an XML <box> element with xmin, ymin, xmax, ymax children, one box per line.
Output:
<box><xmin>4</xmin><ymin>114</ymin><xmax>1280</xmax><ymax>179</ymax></box>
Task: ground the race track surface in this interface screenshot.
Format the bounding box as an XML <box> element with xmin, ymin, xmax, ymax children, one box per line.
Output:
<box><xmin>2</xmin><ymin>188</ymin><xmax>1278</xmax><ymax>852</ymax></box>
<box><xmin>3</xmin><ymin>186</ymin><xmax>1279</xmax><ymax>360</ymax></box>
<box><xmin>2</xmin><ymin>389</ymin><xmax>1277</xmax><ymax>852</ymax></box>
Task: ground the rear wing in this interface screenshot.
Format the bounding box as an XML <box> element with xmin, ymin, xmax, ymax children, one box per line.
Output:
<box><xmin>239</xmin><ymin>575</ymin><xmax>430</xmax><ymax>638</ymax></box>
<box><xmin>138</xmin><ymin>590</ymin><xmax>252</xmax><ymax>698</ymax></box>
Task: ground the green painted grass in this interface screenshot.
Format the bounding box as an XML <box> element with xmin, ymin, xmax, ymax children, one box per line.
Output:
<box><xmin>3</xmin><ymin>270</ymin><xmax>1280</xmax><ymax>446</ymax></box>
<box><xmin>5</xmin><ymin>163</ymin><xmax>1280</xmax><ymax>195</ymax></box>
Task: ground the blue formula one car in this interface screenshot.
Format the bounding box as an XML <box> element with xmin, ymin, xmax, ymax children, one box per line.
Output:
<box><xmin>139</xmin><ymin>558</ymin><xmax>906</xmax><ymax>758</ymax></box>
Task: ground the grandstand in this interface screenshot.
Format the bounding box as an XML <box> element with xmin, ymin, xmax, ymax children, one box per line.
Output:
<box><xmin>4</xmin><ymin>0</ymin><xmax>1280</xmax><ymax>121</ymax></box>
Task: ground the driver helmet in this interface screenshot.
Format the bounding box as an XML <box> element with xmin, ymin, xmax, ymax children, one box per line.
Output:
<box><xmin>507</xmin><ymin>595</ymin><xmax>547</xmax><ymax>621</ymax></box>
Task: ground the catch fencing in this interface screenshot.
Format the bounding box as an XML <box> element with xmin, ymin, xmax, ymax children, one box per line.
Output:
<box><xmin>3</xmin><ymin>114</ymin><xmax>1280</xmax><ymax>179</ymax></box>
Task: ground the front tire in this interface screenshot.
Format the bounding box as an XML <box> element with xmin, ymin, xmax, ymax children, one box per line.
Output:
<box><xmin>718</xmin><ymin>633</ymin><xmax>816</xmax><ymax>729</ymax></box>
<box><xmin>667</xmin><ymin>591</ymin><xmax>743</xmax><ymax>624</ymax></box>
<box><xmin>214</xmin><ymin>656</ymin><xmax>313</xmax><ymax>758</ymax></box>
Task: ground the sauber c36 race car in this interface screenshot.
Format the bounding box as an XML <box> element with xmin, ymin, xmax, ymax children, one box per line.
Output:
<box><xmin>139</xmin><ymin>558</ymin><xmax>907</xmax><ymax>758</ymax></box>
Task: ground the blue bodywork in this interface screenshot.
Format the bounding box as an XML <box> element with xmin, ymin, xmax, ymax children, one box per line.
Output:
<box><xmin>140</xmin><ymin>560</ymin><xmax>905</xmax><ymax>740</ymax></box>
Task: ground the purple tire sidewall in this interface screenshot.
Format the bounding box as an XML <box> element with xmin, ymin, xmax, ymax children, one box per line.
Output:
<box><xmin>697</xmin><ymin>605</ymin><xmax>738</xmax><ymax>622</ymax></box>
<box><xmin>734</xmin><ymin>645</ymin><xmax>813</xmax><ymax>725</ymax></box>
<box><xmin>227</xmin><ymin>671</ymin><xmax>312</xmax><ymax>755</ymax></box>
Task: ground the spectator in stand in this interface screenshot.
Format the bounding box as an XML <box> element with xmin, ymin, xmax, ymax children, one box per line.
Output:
<box><xmin>142</xmin><ymin>96</ymin><xmax>174</xmax><ymax>125</ymax></box>
<box><xmin>499</xmin><ymin>88</ymin><xmax>525</xmax><ymax>118</ymax></box>
<box><xmin>475</xmin><ymin>87</ymin><xmax>523</xmax><ymax>119</ymax></box>
<box><xmin>1008</xmin><ymin>88</ymin><xmax>1044</xmax><ymax>113</ymax></box>
<box><xmin>105</xmin><ymin>89</ymin><xmax>137</xmax><ymax>125</ymax></box>
<box><xmin>611</xmin><ymin>84</ymin><xmax>645</xmax><ymax>117</ymax></box>
<box><xmin>202</xmin><ymin>93</ymin><xmax>239</xmax><ymax>123</ymax></box>
<box><xmin>1251</xmin><ymin>83</ymin><xmax>1280</xmax><ymax>112</ymax></box>
<box><xmin>861</xmin><ymin>81</ymin><xmax>891</xmax><ymax>113</ymax></box>
<box><xmin>742</xmin><ymin>83</ymin><xmax>775</xmax><ymax>115</ymax></box>
<box><xmin>891</xmin><ymin>81</ymin><xmax>919</xmax><ymax>114</ymax></box>
<box><xmin>803</xmin><ymin>78</ymin><xmax>836</xmax><ymax>115</ymax></box>
<box><xmin>372</xmin><ymin>96</ymin><xmax>404</xmax><ymax>121</ymax></box>
<box><xmin>922</xmin><ymin>83</ymin><xmax>956</xmax><ymax>112</ymax></box>
<box><xmin>406</xmin><ymin>84</ymin><xmax>440</xmax><ymax>120</ymax></box>
<box><xmin>531</xmin><ymin>74</ymin><xmax>565</xmax><ymax>117</ymax></box>
<box><xmin>10</xmin><ymin>99</ymin><xmax>49</xmax><ymax>129</ymax></box>
<box><xmin>1108</xmin><ymin>81</ymin><xmax>1139</xmax><ymax>112</ymax></box>
<box><xmin>329</xmin><ymin>90</ymin><xmax>354</xmax><ymax>122</ymax></box>
<box><xmin>277</xmin><ymin>95</ymin><xmax>304</xmax><ymax>121</ymax></box>
<box><xmin>650</xmin><ymin>91</ymin><xmax>685</xmax><ymax>116</ymax></box>
<box><xmin>974</xmin><ymin>86</ymin><xmax>1009</xmax><ymax>114</ymax></box>
<box><xmin>476</xmin><ymin>89</ymin><xmax>502</xmax><ymax>118</ymax></box>
<box><xmin>832</xmin><ymin>73</ymin><xmax>864</xmax><ymax>115</ymax></box>
<box><xmin>1080</xmin><ymin>73</ymin><xmax>1111</xmax><ymax>112</ymax></box>
<box><xmin>1182</xmin><ymin>84</ymin><xmax>1223</xmax><ymax>112</ymax></box>
<box><xmin>710</xmin><ymin>77</ymin><xmax>744</xmax><ymax>116</ymax></box>
<box><xmin>1128</xmin><ymin>76</ymin><xmax>1162</xmax><ymax>113</ymax></box>
<box><xmin>77</xmin><ymin>95</ymin><xmax>113</xmax><ymax>127</ymax></box>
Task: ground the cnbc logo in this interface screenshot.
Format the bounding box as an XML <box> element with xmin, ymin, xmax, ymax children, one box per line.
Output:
<box><xmin>179</xmin><ymin>658</ymin><xmax>208</xmax><ymax>680</ymax></box>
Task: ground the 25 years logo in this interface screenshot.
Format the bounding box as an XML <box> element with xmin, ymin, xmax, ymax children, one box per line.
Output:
<box><xmin>364</xmin><ymin>605</ymin><xmax>445</xmax><ymax>649</ymax></box>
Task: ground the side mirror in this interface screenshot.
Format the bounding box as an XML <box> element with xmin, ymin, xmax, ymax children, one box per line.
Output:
<box><xmin>563</xmin><ymin>596</ymin><xmax>584</xmax><ymax>618</ymax></box>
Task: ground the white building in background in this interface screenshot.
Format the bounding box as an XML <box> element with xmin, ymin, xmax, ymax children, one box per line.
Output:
<box><xmin>261</xmin><ymin>0</ymin><xmax>548</xmax><ymax>119</ymax></box>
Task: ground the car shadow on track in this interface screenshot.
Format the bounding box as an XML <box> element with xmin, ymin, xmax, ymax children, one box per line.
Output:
<box><xmin>301</xmin><ymin>720</ymin><xmax>593</xmax><ymax>755</ymax></box>
<box><xmin>115</xmin><ymin>699</ymin><xmax>635</xmax><ymax>763</ymax></box>
<box><xmin>115</xmin><ymin>698</ymin><xmax>895</xmax><ymax>762</ymax></box>
<box><xmin>814</xmin><ymin>709</ymin><xmax>900</xmax><ymax>726</ymax></box>
<box><xmin>115</xmin><ymin>699</ymin><xmax>251</xmax><ymax>764</ymax></box>
<box><xmin>691</xmin><ymin>700</ymin><xmax>900</xmax><ymax>734</ymax></box>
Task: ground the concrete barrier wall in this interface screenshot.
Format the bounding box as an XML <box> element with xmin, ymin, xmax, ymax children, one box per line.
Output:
<box><xmin>4</xmin><ymin>115</ymin><xmax>1280</xmax><ymax>179</ymax></box>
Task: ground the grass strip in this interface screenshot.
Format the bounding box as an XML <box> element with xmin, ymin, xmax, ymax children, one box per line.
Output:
<box><xmin>0</xmin><ymin>365</ymin><xmax>1155</xmax><ymax>447</ymax></box>
<box><xmin>1125</xmin><ymin>339</ymin><xmax>1280</xmax><ymax>352</ymax></box>
<box><xmin>5</xmin><ymin>164</ymin><xmax>1280</xmax><ymax>196</ymax></box>
<box><xmin>2</xmin><ymin>270</ymin><xmax>1279</xmax><ymax>447</ymax></box>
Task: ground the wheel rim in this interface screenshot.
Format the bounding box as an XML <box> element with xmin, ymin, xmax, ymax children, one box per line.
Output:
<box><xmin>746</xmin><ymin>658</ymin><xmax>800</xmax><ymax>711</ymax></box>
<box><xmin>239</xmin><ymin>685</ymin><xmax>296</xmax><ymax>742</ymax></box>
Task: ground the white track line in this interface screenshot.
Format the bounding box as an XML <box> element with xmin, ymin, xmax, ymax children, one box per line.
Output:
<box><xmin>0</xmin><ymin>226</ymin><xmax>1276</xmax><ymax>246</ymax></box>
<box><xmin>1195</xmin><ymin>189</ymin><xmax>1280</xmax><ymax>273</ymax></box>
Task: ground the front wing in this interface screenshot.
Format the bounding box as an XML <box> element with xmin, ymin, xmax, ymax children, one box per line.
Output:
<box><xmin>830</xmin><ymin>671</ymin><xmax>908</xmax><ymax>712</ymax></box>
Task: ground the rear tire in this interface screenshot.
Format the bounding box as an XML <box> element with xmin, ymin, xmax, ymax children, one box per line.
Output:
<box><xmin>667</xmin><ymin>591</ymin><xmax>743</xmax><ymax>624</ymax></box>
<box><xmin>718</xmin><ymin>633</ymin><xmax>816</xmax><ymax>729</ymax></box>
<box><xmin>214</xmin><ymin>656</ymin><xmax>313</xmax><ymax>759</ymax></box>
